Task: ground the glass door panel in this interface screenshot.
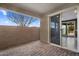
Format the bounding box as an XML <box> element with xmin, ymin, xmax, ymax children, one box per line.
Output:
<box><xmin>50</xmin><ymin>14</ymin><xmax>60</xmax><ymax>45</ymax></box>
<box><xmin>61</xmin><ymin>19</ymin><xmax>77</xmax><ymax>50</ymax></box>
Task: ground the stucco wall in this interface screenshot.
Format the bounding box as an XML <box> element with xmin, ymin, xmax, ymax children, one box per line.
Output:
<box><xmin>40</xmin><ymin>15</ymin><xmax>49</xmax><ymax>43</ymax></box>
<box><xmin>0</xmin><ymin>26</ymin><xmax>40</xmax><ymax>49</ymax></box>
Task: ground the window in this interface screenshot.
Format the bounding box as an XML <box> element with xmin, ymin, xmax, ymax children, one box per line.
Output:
<box><xmin>62</xmin><ymin>21</ymin><xmax>76</xmax><ymax>36</ymax></box>
<box><xmin>0</xmin><ymin>9</ymin><xmax>17</xmax><ymax>26</ymax></box>
<box><xmin>28</xmin><ymin>18</ymin><xmax>40</xmax><ymax>27</ymax></box>
<box><xmin>0</xmin><ymin>9</ymin><xmax>40</xmax><ymax>27</ymax></box>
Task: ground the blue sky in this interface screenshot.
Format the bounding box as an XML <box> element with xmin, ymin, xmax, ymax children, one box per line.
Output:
<box><xmin>0</xmin><ymin>10</ymin><xmax>40</xmax><ymax>27</ymax></box>
<box><xmin>29</xmin><ymin>18</ymin><xmax>40</xmax><ymax>27</ymax></box>
<box><xmin>0</xmin><ymin>10</ymin><xmax>17</xmax><ymax>26</ymax></box>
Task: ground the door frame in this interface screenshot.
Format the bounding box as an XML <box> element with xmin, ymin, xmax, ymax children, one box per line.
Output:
<box><xmin>48</xmin><ymin>6</ymin><xmax>78</xmax><ymax>52</ymax></box>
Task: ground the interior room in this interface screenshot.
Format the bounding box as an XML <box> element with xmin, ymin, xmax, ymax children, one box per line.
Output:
<box><xmin>0</xmin><ymin>3</ymin><xmax>79</xmax><ymax>56</ymax></box>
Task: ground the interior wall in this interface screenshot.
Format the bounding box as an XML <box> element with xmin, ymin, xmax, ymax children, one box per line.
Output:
<box><xmin>61</xmin><ymin>9</ymin><xmax>77</xmax><ymax>21</ymax></box>
<box><xmin>0</xmin><ymin>26</ymin><xmax>40</xmax><ymax>49</ymax></box>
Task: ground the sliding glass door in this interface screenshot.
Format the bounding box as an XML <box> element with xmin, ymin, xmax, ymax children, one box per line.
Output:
<box><xmin>50</xmin><ymin>14</ymin><xmax>60</xmax><ymax>45</ymax></box>
<box><xmin>50</xmin><ymin>8</ymin><xmax>78</xmax><ymax>51</ymax></box>
<box><xmin>61</xmin><ymin>19</ymin><xmax>77</xmax><ymax>50</ymax></box>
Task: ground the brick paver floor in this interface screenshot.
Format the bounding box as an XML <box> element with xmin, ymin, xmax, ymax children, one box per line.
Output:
<box><xmin>0</xmin><ymin>40</ymin><xmax>79</xmax><ymax>56</ymax></box>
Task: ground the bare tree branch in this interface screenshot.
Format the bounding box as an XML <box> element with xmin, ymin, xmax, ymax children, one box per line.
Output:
<box><xmin>7</xmin><ymin>11</ymin><xmax>33</xmax><ymax>27</ymax></box>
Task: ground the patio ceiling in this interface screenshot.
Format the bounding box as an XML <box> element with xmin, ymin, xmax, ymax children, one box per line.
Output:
<box><xmin>12</xmin><ymin>3</ymin><xmax>78</xmax><ymax>16</ymax></box>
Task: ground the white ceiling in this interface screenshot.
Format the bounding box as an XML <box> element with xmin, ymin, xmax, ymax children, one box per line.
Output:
<box><xmin>13</xmin><ymin>3</ymin><xmax>78</xmax><ymax>15</ymax></box>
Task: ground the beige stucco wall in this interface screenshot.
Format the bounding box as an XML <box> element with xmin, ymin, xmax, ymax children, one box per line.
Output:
<box><xmin>0</xmin><ymin>26</ymin><xmax>40</xmax><ymax>49</ymax></box>
<box><xmin>40</xmin><ymin>15</ymin><xmax>49</xmax><ymax>43</ymax></box>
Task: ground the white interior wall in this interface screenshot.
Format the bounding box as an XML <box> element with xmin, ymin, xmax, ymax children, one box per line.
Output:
<box><xmin>77</xmin><ymin>6</ymin><xmax>79</xmax><ymax>52</ymax></box>
<box><xmin>61</xmin><ymin>9</ymin><xmax>77</xmax><ymax>21</ymax></box>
